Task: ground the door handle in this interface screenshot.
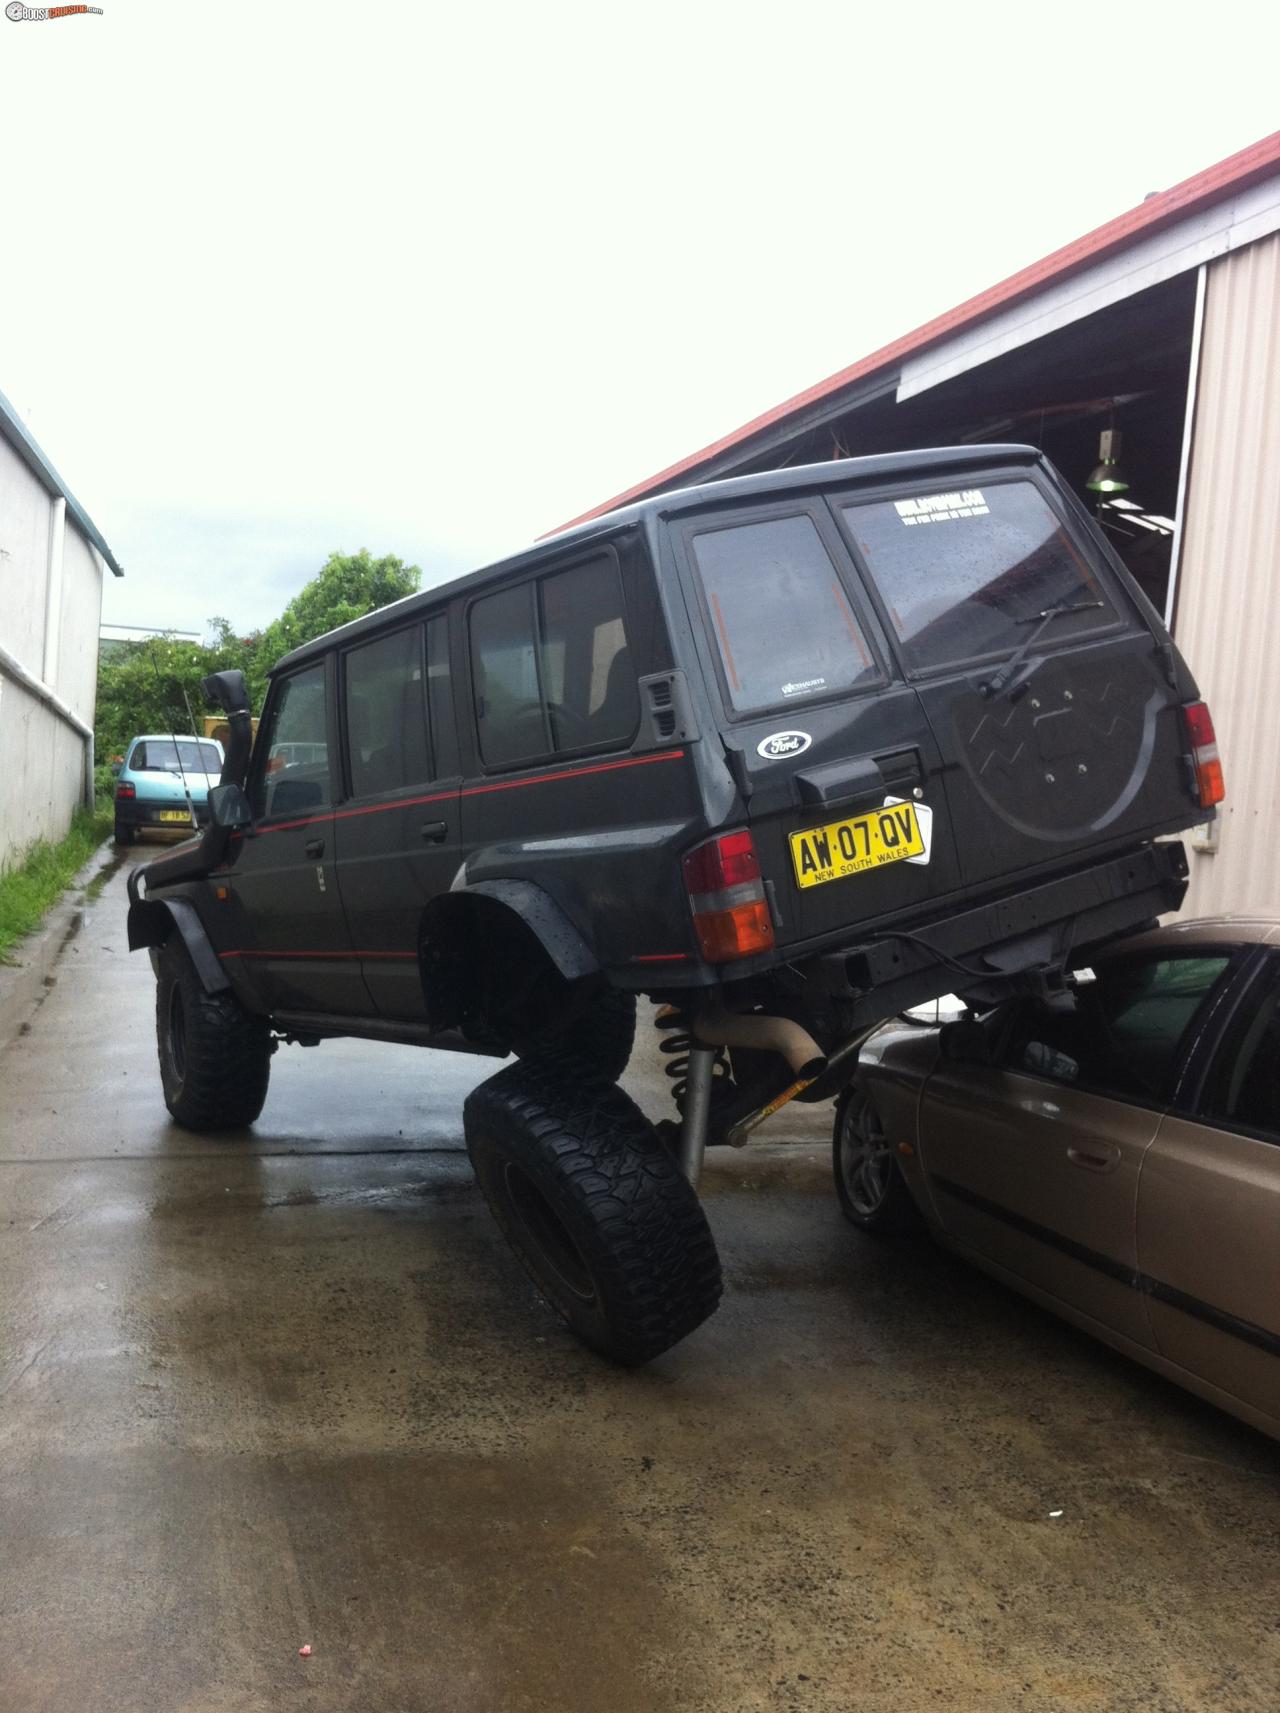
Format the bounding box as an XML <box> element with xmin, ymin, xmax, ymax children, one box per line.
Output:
<box><xmin>1066</xmin><ymin>1143</ymin><xmax>1121</xmax><ymax>1174</ymax></box>
<box><xmin>304</xmin><ymin>837</ymin><xmax>325</xmax><ymax>859</ymax></box>
<box><xmin>420</xmin><ymin>821</ymin><xmax>448</xmax><ymax>844</ymax></box>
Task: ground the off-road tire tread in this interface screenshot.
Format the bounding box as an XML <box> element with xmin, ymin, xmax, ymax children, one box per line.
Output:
<box><xmin>156</xmin><ymin>938</ymin><xmax>271</xmax><ymax>1131</ymax></box>
<box><xmin>465</xmin><ymin>1054</ymin><xmax>721</xmax><ymax>1364</ymax></box>
<box><xmin>561</xmin><ymin>988</ymin><xmax>636</xmax><ymax>1083</ymax></box>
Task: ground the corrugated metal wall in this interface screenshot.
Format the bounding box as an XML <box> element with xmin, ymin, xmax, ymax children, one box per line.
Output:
<box><xmin>1174</xmin><ymin>231</ymin><xmax>1280</xmax><ymax>916</ymax></box>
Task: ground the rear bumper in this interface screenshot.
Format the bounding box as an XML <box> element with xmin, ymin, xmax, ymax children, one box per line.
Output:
<box><xmin>812</xmin><ymin>840</ymin><xmax>1189</xmax><ymax>1026</ymax></box>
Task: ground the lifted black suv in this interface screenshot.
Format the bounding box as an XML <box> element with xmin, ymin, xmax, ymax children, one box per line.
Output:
<box><xmin>127</xmin><ymin>446</ymin><xmax>1222</xmax><ymax>1363</ymax></box>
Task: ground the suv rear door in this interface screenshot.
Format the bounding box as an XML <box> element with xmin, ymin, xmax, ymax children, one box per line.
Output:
<box><xmin>831</xmin><ymin>470</ymin><xmax>1193</xmax><ymax>896</ymax></box>
<box><xmin>675</xmin><ymin>500</ymin><xmax>965</xmax><ymax>950</ymax></box>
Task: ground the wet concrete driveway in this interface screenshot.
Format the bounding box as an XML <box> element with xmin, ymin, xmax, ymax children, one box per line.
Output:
<box><xmin>1</xmin><ymin>848</ymin><xmax>1278</xmax><ymax>1712</ymax></box>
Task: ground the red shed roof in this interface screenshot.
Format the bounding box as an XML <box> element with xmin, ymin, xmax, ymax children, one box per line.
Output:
<box><xmin>556</xmin><ymin>129</ymin><xmax>1280</xmax><ymax>533</ymax></box>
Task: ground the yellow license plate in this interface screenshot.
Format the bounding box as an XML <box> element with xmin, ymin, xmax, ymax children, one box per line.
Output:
<box><xmin>158</xmin><ymin>809</ymin><xmax>192</xmax><ymax>824</ymax></box>
<box><xmin>790</xmin><ymin>801</ymin><xmax>925</xmax><ymax>889</ymax></box>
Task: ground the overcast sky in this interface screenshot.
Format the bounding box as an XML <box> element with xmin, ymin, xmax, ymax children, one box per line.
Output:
<box><xmin>2</xmin><ymin>1</ymin><xmax>1277</xmax><ymax>639</ymax></box>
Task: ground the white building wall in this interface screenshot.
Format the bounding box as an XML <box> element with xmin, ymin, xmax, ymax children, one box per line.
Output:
<box><xmin>0</xmin><ymin>431</ymin><xmax>105</xmax><ymax>871</ymax></box>
<box><xmin>1174</xmin><ymin>230</ymin><xmax>1280</xmax><ymax>915</ymax></box>
<box><xmin>57</xmin><ymin>527</ymin><xmax>105</xmax><ymax>730</ymax></box>
<box><xmin>0</xmin><ymin>433</ymin><xmax>51</xmax><ymax>677</ymax></box>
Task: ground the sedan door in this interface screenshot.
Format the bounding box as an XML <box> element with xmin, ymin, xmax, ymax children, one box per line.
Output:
<box><xmin>1137</xmin><ymin>952</ymin><xmax>1280</xmax><ymax>1429</ymax></box>
<box><xmin>918</xmin><ymin>951</ymin><xmax>1234</xmax><ymax>1347</ymax></box>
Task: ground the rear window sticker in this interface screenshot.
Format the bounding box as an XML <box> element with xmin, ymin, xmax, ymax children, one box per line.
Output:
<box><xmin>894</xmin><ymin>489</ymin><xmax>989</xmax><ymax>526</ymax></box>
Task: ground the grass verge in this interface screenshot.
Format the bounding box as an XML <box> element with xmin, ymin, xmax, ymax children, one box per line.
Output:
<box><xmin>0</xmin><ymin>799</ymin><xmax>114</xmax><ymax>964</ymax></box>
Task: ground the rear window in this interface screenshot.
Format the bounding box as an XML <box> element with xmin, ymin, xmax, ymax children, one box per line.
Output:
<box><xmin>840</xmin><ymin>480</ymin><xmax>1118</xmax><ymax>672</ymax></box>
<box><xmin>688</xmin><ymin>513</ymin><xmax>876</xmax><ymax>715</ymax></box>
<box><xmin>131</xmin><ymin>739</ymin><xmax>222</xmax><ymax>774</ymax></box>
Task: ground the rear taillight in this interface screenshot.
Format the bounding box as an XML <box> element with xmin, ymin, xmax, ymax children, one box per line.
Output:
<box><xmin>1183</xmin><ymin>701</ymin><xmax>1225</xmax><ymax>809</ymax></box>
<box><xmin>115</xmin><ymin>782</ymin><xmax>136</xmax><ymax>800</ymax></box>
<box><xmin>682</xmin><ymin>829</ymin><xmax>775</xmax><ymax>962</ymax></box>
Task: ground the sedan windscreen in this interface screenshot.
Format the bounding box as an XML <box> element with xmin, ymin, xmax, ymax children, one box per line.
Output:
<box><xmin>840</xmin><ymin>480</ymin><xmax>1120</xmax><ymax>672</ymax></box>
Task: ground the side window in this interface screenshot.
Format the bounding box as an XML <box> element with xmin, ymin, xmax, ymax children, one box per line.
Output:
<box><xmin>1000</xmin><ymin>955</ymin><xmax>1231</xmax><ymax>1100</ymax></box>
<box><xmin>539</xmin><ymin>560</ymin><xmax>638</xmax><ymax>750</ymax></box>
<box><xmin>471</xmin><ymin>583</ymin><xmax>544</xmax><ymax>766</ymax></box>
<box><xmin>344</xmin><ymin>627</ymin><xmax>429</xmax><ymax>798</ymax></box>
<box><xmin>252</xmin><ymin>663</ymin><xmax>331</xmax><ymax>820</ymax></box>
<box><xmin>426</xmin><ymin>615</ymin><xmax>457</xmax><ymax>776</ymax></box>
<box><xmin>1198</xmin><ymin>960</ymin><xmax>1280</xmax><ymax>1138</ymax></box>
<box><xmin>470</xmin><ymin>556</ymin><xmax>637</xmax><ymax>767</ymax></box>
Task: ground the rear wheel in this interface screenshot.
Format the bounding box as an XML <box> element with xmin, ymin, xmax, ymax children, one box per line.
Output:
<box><xmin>832</xmin><ymin>1086</ymin><xmax>923</xmax><ymax>1234</ymax></box>
<box><xmin>156</xmin><ymin>938</ymin><xmax>272</xmax><ymax>1131</ymax></box>
<box><xmin>464</xmin><ymin>1055</ymin><xmax>722</xmax><ymax>1364</ymax></box>
<box><xmin>506</xmin><ymin>981</ymin><xmax>637</xmax><ymax>1084</ymax></box>
<box><xmin>114</xmin><ymin>820</ymin><xmax>137</xmax><ymax>846</ymax></box>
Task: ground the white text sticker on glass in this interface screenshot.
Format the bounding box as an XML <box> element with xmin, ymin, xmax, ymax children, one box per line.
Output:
<box><xmin>894</xmin><ymin>489</ymin><xmax>989</xmax><ymax>527</ymax></box>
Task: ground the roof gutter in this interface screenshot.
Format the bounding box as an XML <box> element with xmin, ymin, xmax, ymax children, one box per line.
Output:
<box><xmin>0</xmin><ymin>385</ymin><xmax>124</xmax><ymax>578</ymax></box>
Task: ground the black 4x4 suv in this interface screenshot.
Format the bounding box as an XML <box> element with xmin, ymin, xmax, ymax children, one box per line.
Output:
<box><xmin>127</xmin><ymin>447</ymin><xmax>1222</xmax><ymax>1363</ymax></box>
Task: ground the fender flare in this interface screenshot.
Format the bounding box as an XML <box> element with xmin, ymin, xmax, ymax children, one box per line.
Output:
<box><xmin>127</xmin><ymin>894</ymin><xmax>230</xmax><ymax>994</ymax></box>
<box><xmin>441</xmin><ymin>878</ymin><xmax>599</xmax><ymax>981</ymax></box>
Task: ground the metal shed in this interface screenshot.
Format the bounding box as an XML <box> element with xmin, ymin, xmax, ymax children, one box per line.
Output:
<box><xmin>561</xmin><ymin>132</ymin><xmax>1280</xmax><ymax>917</ymax></box>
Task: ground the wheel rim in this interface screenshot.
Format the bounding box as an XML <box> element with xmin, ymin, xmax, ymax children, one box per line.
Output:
<box><xmin>502</xmin><ymin>1161</ymin><xmax>598</xmax><ymax>1305</ymax></box>
<box><xmin>167</xmin><ymin>983</ymin><xmax>188</xmax><ymax>1083</ymax></box>
<box><xmin>839</xmin><ymin>1096</ymin><xmax>894</xmax><ymax>1216</ymax></box>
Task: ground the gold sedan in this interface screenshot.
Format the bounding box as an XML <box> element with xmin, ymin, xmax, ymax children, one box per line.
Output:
<box><xmin>838</xmin><ymin>918</ymin><xmax>1280</xmax><ymax>1440</ymax></box>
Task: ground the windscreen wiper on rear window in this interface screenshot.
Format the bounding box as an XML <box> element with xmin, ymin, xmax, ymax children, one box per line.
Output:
<box><xmin>979</xmin><ymin>600</ymin><xmax>1105</xmax><ymax>701</ymax></box>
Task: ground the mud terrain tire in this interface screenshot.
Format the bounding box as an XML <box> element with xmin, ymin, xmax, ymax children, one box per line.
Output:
<box><xmin>156</xmin><ymin>937</ymin><xmax>272</xmax><ymax>1131</ymax></box>
<box><xmin>464</xmin><ymin>1055</ymin><xmax>722</xmax><ymax>1364</ymax></box>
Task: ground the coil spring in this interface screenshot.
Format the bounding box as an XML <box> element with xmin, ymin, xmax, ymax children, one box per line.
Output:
<box><xmin>653</xmin><ymin>1004</ymin><xmax>731</xmax><ymax>1111</ymax></box>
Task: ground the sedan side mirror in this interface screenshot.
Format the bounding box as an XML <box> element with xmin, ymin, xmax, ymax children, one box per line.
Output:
<box><xmin>939</xmin><ymin>1019</ymin><xmax>991</xmax><ymax>1064</ymax></box>
<box><xmin>207</xmin><ymin>782</ymin><xmax>253</xmax><ymax>830</ymax></box>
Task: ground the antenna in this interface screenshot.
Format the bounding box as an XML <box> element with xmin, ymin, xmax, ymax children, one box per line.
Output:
<box><xmin>144</xmin><ymin>644</ymin><xmax>199</xmax><ymax>831</ymax></box>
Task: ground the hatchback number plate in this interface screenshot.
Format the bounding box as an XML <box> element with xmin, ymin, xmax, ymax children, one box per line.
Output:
<box><xmin>158</xmin><ymin>809</ymin><xmax>192</xmax><ymax>824</ymax></box>
<box><xmin>790</xmin><ymin>801</ymin><xmax>925</xmax><ymax>889</ymax></box>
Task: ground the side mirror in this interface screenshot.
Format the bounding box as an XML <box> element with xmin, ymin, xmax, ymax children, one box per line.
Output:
<box><xmin>207</xmin><ymin>782</ymin><xmax>253</xmax><ymax>830</ymax></box>
<box><xmin>939</xmin><ymin>1019</ymin><xmax>991</xmax><ymax>1064</ymax></box>
<box><xmin>110</xmin><ymin>761</ymin><xmax>122</xmax><ymax>777</ymax></box>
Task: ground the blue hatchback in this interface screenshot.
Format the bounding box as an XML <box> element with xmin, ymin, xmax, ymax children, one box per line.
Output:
<box><xmin>112</xmin><ymin>734</ymin><xmax>225</xmax><ymax>844</ymax></box>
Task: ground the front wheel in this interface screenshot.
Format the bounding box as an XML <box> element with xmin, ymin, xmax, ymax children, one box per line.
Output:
<box><xmin>156</xmin><ymin>938</ymin><xmax>272</xmax><ymax>1130</ymax></box>
<box><xmin>832</xmin><ymin>1086</ymin><xmax>923</xmax><ymax>1234</ymax></box>
<box><xmin>464</xmin><ymin>1055</ymin><xmax>722</xmax><ymax>1364</ymax></box>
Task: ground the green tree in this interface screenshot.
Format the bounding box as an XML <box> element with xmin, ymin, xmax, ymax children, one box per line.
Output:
<box><xmin>94</xmin><ymin>549</ymin><xmax>421</xmax><ymax>777</ymax></box>
<box><xmin>247</xmin><ymin>549</ymin><xmax>420</xmax><ymax>704</ymax></box>
<box><xmin>95</xmin><ymin>632</ymin><xmax>247</xmax><ymax>768</ymax></box>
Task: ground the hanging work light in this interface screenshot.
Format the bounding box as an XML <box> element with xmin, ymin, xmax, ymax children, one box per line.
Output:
<box><xmin>1086</xmin><ymin>427</ymin><xmax>1130</xmax><ymax>494</ymax></box>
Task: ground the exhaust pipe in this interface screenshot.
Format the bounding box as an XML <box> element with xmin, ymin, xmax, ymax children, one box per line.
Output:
<box><xmin>692</xmin><ymin>1005</ymin><xmax>826</xmax><ymax>1079</ymax></box>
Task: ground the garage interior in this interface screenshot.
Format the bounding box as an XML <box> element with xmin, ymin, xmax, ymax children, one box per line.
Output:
<box><xmin>677</xmin><ymin>270</ymin><xmax>1199</xmax><ymax>627</ymax></box>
